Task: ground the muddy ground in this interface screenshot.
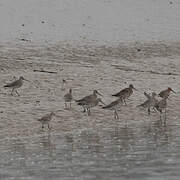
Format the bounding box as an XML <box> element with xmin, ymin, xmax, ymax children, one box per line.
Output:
<box><xmin>0</xmin><ymin>41</ymin><xmax>180</xmax><ymax>179</ymax></box>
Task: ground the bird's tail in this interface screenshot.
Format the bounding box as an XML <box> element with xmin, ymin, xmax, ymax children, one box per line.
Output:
<box><xmin>137</xmin><ymin>103</ymin><xmax>146</xmax><ymax>108</ymax></box>
<box><xmin>102</xmin><ymin>104</ymin><xmax>111</xmax><ymax>109</ymax></box>
<box><xmin>112</xmin><ymin>94</ymin><xmax>117</xmax><ymax>97</ymax></box>
<box><xmin>102</xmin><ymin>106</ymin><xmax>107</xmax><ymax>109</ymax></box>
<box><xmin>136</xmin><ymin>104</ymin><xmax>142</xmax><ymax>108</ymax></box>
<box><xmin>75</xmin><ymin>99</ymin><xmax>82</xmax><ymax>103</ymax></box>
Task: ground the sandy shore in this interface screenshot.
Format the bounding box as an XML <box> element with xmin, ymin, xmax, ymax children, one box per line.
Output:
<box><xmin>0</xmin><ymin>41</ymin><xmax>179</xmax><ymax>140</ymax></box>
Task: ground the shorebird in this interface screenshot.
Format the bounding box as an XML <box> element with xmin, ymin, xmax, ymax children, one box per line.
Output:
<box><xmin>64</xmin><ymin>89</ymin><xmax>73</xmax><ymax>109</ymax></box>
<box><xmin>138</xmin><ymin>92</ymin><xmax>158</xmax><ymax>115</ymax></box>
<box><xmin>77</xmin><ymin>98</ymin><xmax>105</xmax><ymax>115</ymax></box>
<box><xmin>61</xmin><ymin>79</ymin><xmax>67</xmax><ymax>90</ymax></box>
<box><xmin>112</xmin><ymin>84</ymin><xmax>137</xmax><ymax>105</ymax></box>
<box><xmin>37</xmin><ymin>112</ymin><xmax>55</xmax><ymax>130</ymax></box>
<box><xmin>76</xmin><ymin>90</ymin><xmax>102</xmax><ymax>112</ymax></box>
<box><xmin>159</xmin><ymin>87</ymin><xmax>175</xmax><ymax>99</ymax></box>
<box><xmin>102</xmin><ymin>98</ymin><xmax>123</xmax><ymax>119</ymax></box>
<box><xmin>143</xmin><ymin>92</ymin><xmax>151</xmax><ymax>99</ymax></box>
<box><xmin>4</xmin><ymin>76</ymin><xmax>30</xmax><ymax>96</ymax></box>
<box><xmin>154</xmin><ymin>97</ymin><xmax>167</xmax><ymax>120</ymax></box>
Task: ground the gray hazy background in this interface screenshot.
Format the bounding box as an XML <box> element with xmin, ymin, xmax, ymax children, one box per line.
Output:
<box><xmin>0</xmin><ymin>0</ymin><xmax>180</xmax><ymax>44</ymax></box>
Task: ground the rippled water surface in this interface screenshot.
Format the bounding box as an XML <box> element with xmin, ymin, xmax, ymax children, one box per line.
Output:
<box><xmin>0</xmin><ymin>42</ymin><xmax>180</xmax><ymax>180</ymax></box>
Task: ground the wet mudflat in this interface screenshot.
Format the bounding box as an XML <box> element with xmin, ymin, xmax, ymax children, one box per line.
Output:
<box><xmin>0</xmin><ymin>42</ymin><xmax>180</xmax><ymax>179</ymax></box>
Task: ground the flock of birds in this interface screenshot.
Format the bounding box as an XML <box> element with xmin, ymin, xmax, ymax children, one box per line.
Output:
<box><xmin>3</xmin><ymin>76</ymin><xmax>176</xmax><ymax>130</ymax></box>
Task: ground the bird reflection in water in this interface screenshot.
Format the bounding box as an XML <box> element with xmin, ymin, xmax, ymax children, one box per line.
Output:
<box><xmin>39</xmin><ymin>133</ymin><xmax>56</xmax><ymax>158</ymax></box>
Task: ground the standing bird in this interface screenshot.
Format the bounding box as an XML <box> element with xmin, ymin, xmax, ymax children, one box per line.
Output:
<box><xmin>61</xmin><ymin>79</ymin><xmax>67</xmax><ymax>91</ymax></box>
<box><xmin>37</xmin><ymin>112</ymin><xmax>56</xmax><ymax>130</ymax></box>
<box><xmin>154</xmin><ymin>98</ymin><xmax>167</xmax><ymax>120</ymax></box>
<box><xmin>64</xmin><ymin>89</ymin><xmax>73</xmax><ymax>109</ymax></box>
<box><xmin>138</xmin><ymin>92</ymin><xmax>158</xmax><ymax>115</ymax></box>
<box><xmin>159</xmin><ymin>87</ymin><xmax>175</xmax><ymax>99</ymax></box>
<box><xmin>143</xmin><ymin>92</ymin><xmax>151</xmax><ymax>100</ymax></box>
<box><xmin>77</xmin><ymin>98</ymin><xmax>105</xmax><ymax>115</ymax></box>
<box><xmin>102</xmin><ymin>98</ymin><xmax>123</xmax><ymax>119</ymax></box>
<box><xmin>76</xmin><ymin>90</ymin><xmax>102</xmax><ymax>112</ymax></box>
<box><xmin>4</xmin><ymin>76</ymin><xmax>30</xmax><ymax>96</ymax></box>
<box><xmin>112</xmin><ymin>84</ymin><xmax>137</xmax><ymax>105</ymax></box>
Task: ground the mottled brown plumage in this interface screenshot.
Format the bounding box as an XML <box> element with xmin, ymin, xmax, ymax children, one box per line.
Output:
<box><xmin>103</xmin><ymin>98</ymin><xmax>123</xmax><ymax>119</ymax></box>
<box><xmin>76</xmin><ymin>90</ymin><xmax>102</xmax><ymax>103</ymax></box>
<box><xmin>78</xmin><ymin>98</ymin><xmax>105</xmax><ymax>115</ymax></box>
<box><xmin>64</xmin><ymin>89</ymin><xmax>73</xmax><ymax>109</ymax></box>
<box><xmin>76</xmin><ymin>90</ymin><xmax>102</xmax><ymax>112</ymax></box>
<box><xmin>159</xmin><ymin>87</ymin><xmax>175</xmax><ymax>99</ymax></box>
<box><xmin>154</xmin><ymin>98</ymin><xmax>167</xmax><ymax>120</ymax></box>
<box><xmin>4</xmin><ymin>76</ymin><xmax>30</xmax><ymax>96</ymax></box>
<box><xmin>38</xmin><ymin>112</ymin><xmax>55</xmax><ymax>129</ymax></box>
<box><xmin>138</xmin><ymin>92</ymin><xmax>158</xmax><ymax>115</ymax></box>
<box><xmin>112</xmin><ymin>84</ymin><xmax>137</xmax><ymax>105</ymax></box>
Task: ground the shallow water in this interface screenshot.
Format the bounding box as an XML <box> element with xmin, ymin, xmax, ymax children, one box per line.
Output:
<box><xmin>0</xmin><ymin>122</ymin><xmax>180</xmax><ymax>180</ymax></box>
<box><xmin>0</xmin><ymin>42</ymin><xmax>180</xmax><ymax>179</ymax></box>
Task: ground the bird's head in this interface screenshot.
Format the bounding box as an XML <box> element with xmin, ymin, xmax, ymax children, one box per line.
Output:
<box><xmin>94</xmin><ymin>90</ymin><xmax>102</xmax><ymax>96</ymax></box>
<box><xmin>129</xmin><ymin>84</ymin><xmax>137</xmax><ymax>91</ymax></box>
<box><xmin>20</xmin><ymin>76</ymin><xmax>30</xmax><ymax>82</ymax></box>
<box><xmin>168</xmin><ymin>87</ymin><xmax>176</xmax><ymax>93</ymax></box>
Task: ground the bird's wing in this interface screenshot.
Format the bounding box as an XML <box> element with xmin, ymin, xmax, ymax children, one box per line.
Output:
<box><xmin>103</xmin><ymin>99</ymin><xmax>120</xmax><ymax>109</ymax></box>
<box><xmin>40</xmin><ymin>114</ymin><xmax>50</xmax><ymax>121</ymax></box>
<box><xmin>112</xmin><ymin>88</ymin><xmax>128</xmax><ymax>97</ymax></box>
<box><xmin>76</xmin><ymin>94</ymin><xmax>92</xmax><ymax>102</ymax></box>
<box><xmin>4</xmin><ymin>80</ymin><xmax>19</xmax><ymax>87</ymax></box>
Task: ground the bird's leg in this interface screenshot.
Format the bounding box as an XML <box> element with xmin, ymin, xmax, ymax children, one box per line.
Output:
<box><xmin>82</xmin><ymin>106</ymin><xmax>86</xmax><ymax>113</ymax></box>
<box><xmin>164</xmin><ymin>115</ymin><xmax>166</xmax><ymax>126</ymax></box>
<box><xmin>153</xmin><ymin>107</ymin><xmax>157</xmax><ymax>112</ymax></box>
<box><xmin>148</xmin><ymin>108</ymin><xmax>150</xmax><ymax>115</ymax></box>
<box><xmin>124</xmin><ymin>99</ymin><xmax>127</xmax><ymax>105</ymax></box>
<box><xmin>70</xmin><ymin>101</ymin><xmax>72</xmax><ymax>109</ymax></box>
<box><xmin>48</xmin><ymin>123</ymin><xmax>51</xmax><ymax>130</ymax></box>
<box><xmin>42</xmin><ymin>124</ymin><xmax>44</xmax><ymax>129</ymax></box>
<box><xmin>65</xmin><ymin>102</ymin><xmax>67</xmax><ymax>108</ymax></box>
<box><xmin>164</xmin><ymin>108</ymin><xmax>167</xmax><ymax>121</ymax></box>
<box><xmin>11</xmin><ymin>88</ymin><xmax>14</xmax><ymax>96</ymax></box>
<box><xmin>114</xmin><ymin>109</ymin><xmax>119</xmax><ymax>119</ymax></box>
<box><xmin>87</xmin><ymin>108</ymin><xmax>91</xmax><ymax>116</ymax></box>
<box><xmin>160</xmin><ymin>112</ymin><xmax>162</xmax><ymax>122</ymax></box>
<box><xmin>15</xmin><ymin>89</ymin><xmax>20</xmax><ymax>96</ymax></box>
<box><xmin>114</xmin><ymin>110</ymin><xmax>116</xmax><ymax>119</ymax></box>
<box><xmin>88</xmin><ymin>108</ymin><xmax>91</xmax><ymax>116</ymax></box>
<box><xmin>116</xmin><ymin>110</ymin><xmax>119</xmax><ymax>119</ymax></box>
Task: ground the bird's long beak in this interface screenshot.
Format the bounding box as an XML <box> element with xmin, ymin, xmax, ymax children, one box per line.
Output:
<box><xmin>100</xmin><ymin>100</ymin><xmax>106</xmax><ymax>105</ymax></box>
<box><xmin>171</xmin><ymin>89</ymin><xmax>176</xmax><ymax>93</ymax></box>
<box><xmin>97</xmin><ymin>91</ymin><xmax>103</xmax><ymax>96</ymax></box>
<box><xmin>133</xmin><ymin>87</ymin><xmax>138</xmax><ymax>91</ymax></box>
<box><xmin>24</xmin><ymin>78</ymin><xmax>31</xmax><ymax>82</ymax></box>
